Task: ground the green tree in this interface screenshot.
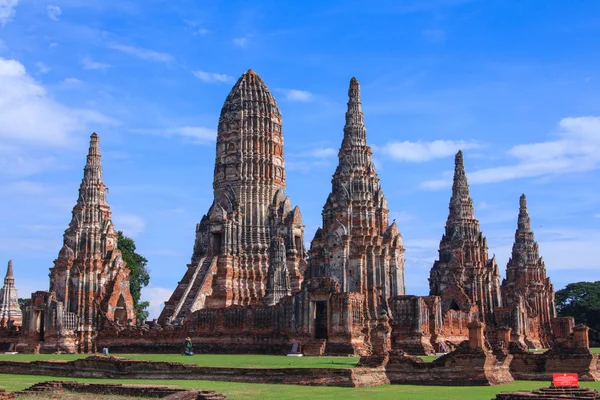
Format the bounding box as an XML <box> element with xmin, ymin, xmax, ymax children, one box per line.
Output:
<box><xmin>117</xmin><ymin>231</ymin><xmax>150</xmax><ymax>321</ymax></box>
<box><xmin>18</xmin><ymin>298</ymin><xmax>30</xmax><ymax>309</ymax></box>
<box><xmin>555</xmin><ymin>281</ymin><xmax>600</xmax><ymax>345</ymax></box>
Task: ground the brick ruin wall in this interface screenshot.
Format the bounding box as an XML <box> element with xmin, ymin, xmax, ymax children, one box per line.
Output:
<box><xmin>0</xmin><ymin>356</ymin><xmax>387</xmax><ymax>388</ymax></box>
<box><xmin>16</xmin><ymin>380</ymin><xmax>227</xmax><ymax>400</ymax></box>
<box><xmin>96</xmin><ymin>290</ymin><xmax>367</xmax><ymax>356</ymax></box>
<box><xmin>389</xmin><ymin>295</ymin><xmax>471</xmax><ymax>355</ymax></box>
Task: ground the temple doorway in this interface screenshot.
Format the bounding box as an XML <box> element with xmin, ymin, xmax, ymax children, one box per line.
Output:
<box><xmin>37</xmin><ymin>311</ymin><xmax>45</xmax><ymax>341</ymax></box>
<box><xmin>314</xmin><ymin>301</ymin><xmax>328</xmax><ymax>339</ymax></box>
<box><xmin>211</xmin><ymin>232</ymin><xmax>223</xmax><ymax>256</ymax></box>
<box><xmin>114</xmin><ymin>295</ymin><xmax>127</xmax><ymax>322</ymax></box>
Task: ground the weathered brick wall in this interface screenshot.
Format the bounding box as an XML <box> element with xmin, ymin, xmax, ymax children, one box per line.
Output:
<box><xmin>386</xmin><ymin>343</ymin><xmax>513</xmax><ymax>386</ymax></box>
<box><xmin>0</xmin><ymin>356</ymin><xmax>383</xmax><ymax>387</ymax></box>
<box><xmin>18</xmin><ymin>380</ymin><xmax>228</xmax><ymax>399</ymax></box>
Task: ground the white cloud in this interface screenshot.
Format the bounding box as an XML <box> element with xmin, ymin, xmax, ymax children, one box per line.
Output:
<box><xmin>421</xmin><ymin>116</ymin><xmax>600</xmax><ymax>189</ymax></box>
<box><xmin>131</xmin><ymin>126</ymin><xmax>217</xmax><ymax>145</ymax></box>
<box><xmin>0</xmin><ymin>152</ymin><xmax>60</xmax><ymax>178</ymax></box>
<box><xmin>63</xmin><ymin>77</ymin><xmax>82</xmax><ymax>84</ymax></box>
<box><xmin>595</xmin><ymin>214</ymin><xmax>600</xmax><ymax>218</ymax></box>
<box><xmin>81</xmin><ymin>56</ymin><xmax>110</xmax><ymax>70</ymax></box>
<box><xmin>166</xmin><ymin>126</ymin><xmax>216</xmax><ymax>144</ymax></box>
<box><xmin>232</xmin><ymin>37</ymin><xmax>249</xmax><ymax>48</ymax></box>
<box><xmin>287</xmin><ymin>147</ymin><xmax>337</xmax><ymax>172</ymax></box>
<box><xmin>196</xmin><ymin>28</ymin><xmax>210</xmax><ymax>36</ymax></box>
<box><xmin>141</xmin><ymin>286</ymin><xmax>173</xmax><ymax>320</ymax></box>
<box><xmin>0</xmin><ymin>57</ymin><xmax>116</xmax><ymax>147</ymax></box>
<box><xmin>0</xmin><ymin>0</ymin><xmax>18</xmax><ymax>25</ymax></box>
<box><xmin>276</xmin><ymin>88</ymin><xmax>313</xmax><ymax>102</ymax></box>
<box><xmin>192</xmin><ymin>70</ymin><xmax>233</xmax><ymax>84</ymax></box>
<box><xmin>377</xmin><ymin>139</ymin><xmax>480</xmax><ymax>162</ymax></box>
<box><xmin>2</xmin><ymin>180</ymin><xmax>49</xmax><ymax>195</ymax></box>
<box><xmin>46</xmin><ymin>5</ymin><xmax>62</xmax><ymax>21</ymax></box>
<box><xmin>109</xmin><ymin>44</ymin><xmax>172</xmax><ymax>63</ymax></box>
<box><xmin>112</xmin><ymin>213</ymin><xmax>145</xmax><ymax>237</ymax></box>
<box><xmin>35</xmin><ymin>61</ymin><xmax>50</xmax><ymax>74</ymax></box>
<box><xmin>295</xmin><ymin>148</ymin><xmax>336</xmax><ymax>158</ymax></box>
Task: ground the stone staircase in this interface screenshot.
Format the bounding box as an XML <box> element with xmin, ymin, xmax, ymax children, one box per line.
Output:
<box><xmin>303</xmin><ymin>339</ymin><xmax>327</xmax><ymax>356</ymax></box>
<box><xmin>176</xmin><ymin>258</ymin><xmax>214</xmax><ymax>321</ymax></box>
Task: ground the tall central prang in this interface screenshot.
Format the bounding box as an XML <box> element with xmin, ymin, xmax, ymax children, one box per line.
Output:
<box><xmin>159</xmin><ymin>70</ymin><xmax>306</xmax><ymax>324</ymax></box>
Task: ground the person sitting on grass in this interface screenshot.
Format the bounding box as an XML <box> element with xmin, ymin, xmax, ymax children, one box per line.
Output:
<box><xmin>183</xmin><ymin>337</ymin><xmax>194</xmax><ymax>356</ymax></box>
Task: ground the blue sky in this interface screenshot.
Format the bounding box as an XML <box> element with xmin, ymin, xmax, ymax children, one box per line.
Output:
<box><xmin>1</xmin><ymin>0</ymin><xmax>599</xmax><ymax>319</ymax></box>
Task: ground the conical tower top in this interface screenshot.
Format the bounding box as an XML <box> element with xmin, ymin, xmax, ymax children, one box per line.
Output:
<box><xmin>454</xmin><ymin>149</ymin><xmax>465</xmax><ymax>176</ymax></box>
<box><xmin>5</xmin><ymin>260</ymin><xmax>13</xmax><ymax>278</ymax></box>
<box><xmin>342</xmin><ymin>77</ymin><xmax>366</xmax><ymax>148</ymax></box>
<box><xmin>230</xmin><ymin>68</ymin><xmax>267</xmax><ymax>89</ymax></box>
<box><xmin>348</xmin><ymin>77</ymin><xmax>360</xmax><ymax>100</ymax></box>
<box><xmin>213</xmin><ymin>68</ymin><xmax>285</xmax><ymax>198</ymax></box>
<box><xmin>76</xmin><ymin>132</ymin><xmax>108</xmax><ymax>209</ymax></box>
<box><xmin>87</xmin><ymin>132</ymin><xmax>101</xmax><ymax>166</ymax></box>
<box><xmin>4</xmin><ymin>260</ymin><xmax>14</xmax><ymax>286</ymax></box>
<box><xmin>446</xmin><ymin>150</ymin><xmax>475</xmax><ymax>224</ymax></box>
<box><xmin>517</xmin><ymin>194</ymin><xmax>531</xmax><ymax>231</ymax></box>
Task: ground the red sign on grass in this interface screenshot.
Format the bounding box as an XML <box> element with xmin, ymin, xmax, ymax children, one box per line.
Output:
<box><xmin>553</xmin><ymin>373</ymin><xmax>579</xmax><ymax>387</ymax></box>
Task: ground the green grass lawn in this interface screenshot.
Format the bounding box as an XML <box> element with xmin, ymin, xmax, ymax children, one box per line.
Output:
<box><xmin>2</xmin><ymin>374</ymin><xmax>599</xmax><ymax>400</ymax></box>
<box><xmin>0</xmin><ymin>353</ymin><xmax>359</xmax><ymax>369</ymax></box>
<box><xmin>0</xmin><ymin>352</ymin><xmax>449</xmax><ymax>367</ymax></box>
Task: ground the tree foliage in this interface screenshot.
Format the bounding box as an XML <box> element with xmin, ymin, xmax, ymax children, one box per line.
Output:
<box><xmin>18</xmin><ymin>298</ymin><xmax>30</xmax><ymax>309</ymax></box>
<box><xmin>117</xmin><ymin>231</ymin><xmax>150</xmax><ymax>321</ymax></box>
<box><xmin>555</xmin><ymin>281</ymin><xmax>600</xmax><ymax>345</ymax></box>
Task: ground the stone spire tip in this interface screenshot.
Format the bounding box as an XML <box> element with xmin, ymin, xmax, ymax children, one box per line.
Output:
<box><xmin>6</xmin><ymin>260</ymin><xmax>13</xmax><ymax>278</ymax></box>
<box><xmin>520</xmin><ymin>193</ymin><xmax>527</xmax><ymax>209</ymax></box>
<box><xmin>455</xmin><ymin>150</ymin><xmax>464</xmax><ymax>165</ymax></box>
<box><xmin>87</xmin><ymin>132</ymin><xmax>100</xmax><ymax>159</ymax></box>
<box><xmin>348</xmin><ymin>77</ymin><xmax>360</xmax><ymax>101</ymax></box>
<box><xmin>453</xmin><ymin>150</ymin><xmax>466</xmax><ymax>178</ymax></box>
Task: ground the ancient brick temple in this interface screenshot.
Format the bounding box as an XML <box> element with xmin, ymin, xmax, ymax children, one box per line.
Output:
<box><xmin>429</xmin><ymin>150</ymin><xmax>502</xmax><ymax>324</ymax></box>
<box><xmin>305</xmin><ymin>77</ymin><xmax>406</xmax><ymax>333</ymax></box>
<box><xmin>159</xmin><ymin>70</ymin><xmax>306</xmax><ymax>324</ymax></box>
<box><xmin>97</xmin><ymin>75</ymin><xmax>405</xmax><ymax>357</ymax></box>
<box><xmin>0</xmin><ymin>260</ymin><xmax>22</xmax><ymax>328</ymax></box>
<box><xmin>19</xmin><ymin>133</ymin><xmax>136</xmax><ymax>353</ymax></box>
<box><xmin>499</xmin><ymin>194</ymin><xmax>556</xmax><ymax>348</ymax></box>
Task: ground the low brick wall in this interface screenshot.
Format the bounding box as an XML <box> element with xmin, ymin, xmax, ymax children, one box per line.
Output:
<box><xmin>385</xmin><ymin>347</ymin><xmax>514</xmax><ymax>386</ymax></box>
<box><xmin>509</xmin><ymin>347</ymin><xmax>600</xmax><ymax>381</ymax></box>
<box><xmin>0</xmin><ymin>356</ymin><xmax>386</xmax><ymax>388</ymax></box>
<box><xmin>17</xmin><ymin>380</ymin><xmax>227</xmax><ymax>399</ymax></box>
